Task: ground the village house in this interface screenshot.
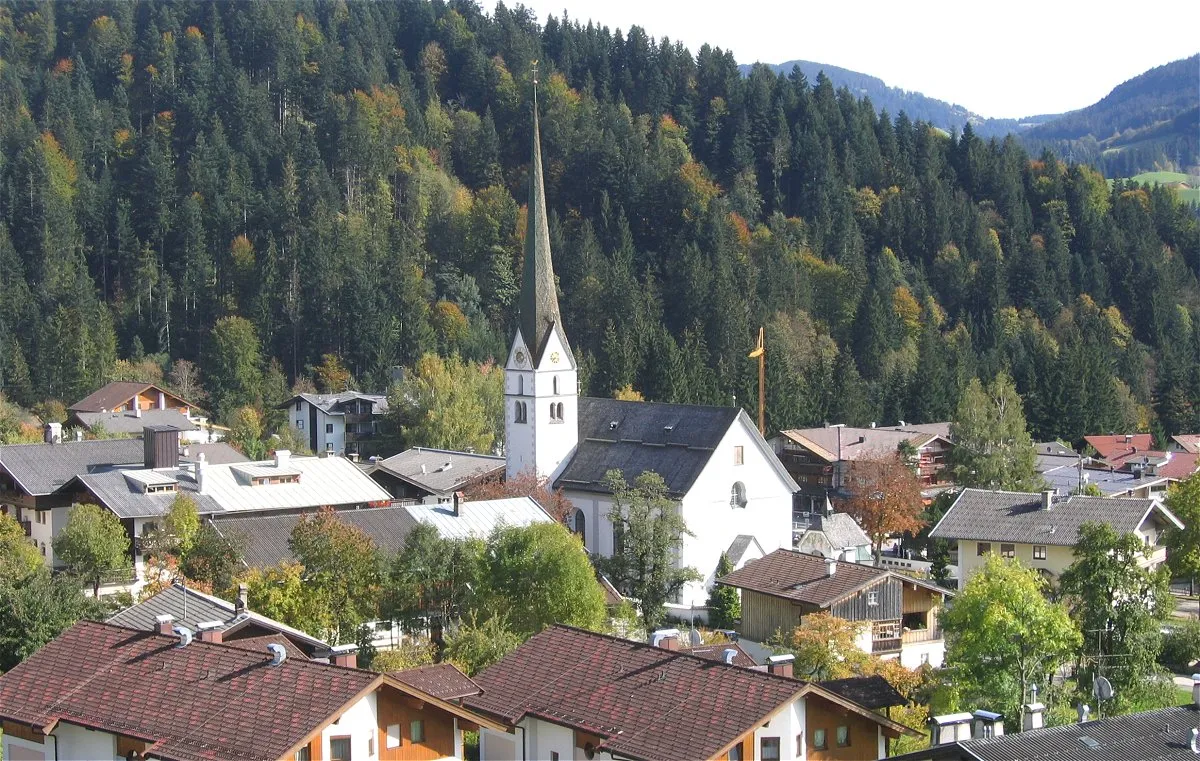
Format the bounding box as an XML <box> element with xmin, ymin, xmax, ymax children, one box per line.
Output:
<box><xmin>1169</xmin><ymin>433</ymin><xmax>1200</xmax><ymax>454</ymax></box>
<box><xmin>502</xmin><ymin>97</ymin><xmax>798</xmax><ymax>618</ymax></box>
<box><xmin>1035</xmin><ymin>445</ymin><xmax>1176</xmax><ymax>498</ymax></box>
<box><xmin>792</xmin><ymin>501</ymin><xmax>873</xmax><ymax>562</ymax></box>
<box><xmin>65</xmin><ymin>426</ymin><xmax>391</xmax><ymax>593</ymax></box>
<box><xmin>772</xmin><ymin>424</ymin><xmax>954</xmax><ymax>515</ymax></box>
<box><xmin>466</xmin><ymin>624</ymin><xmax>918</xmax><ymax>761</ymax></box>
<box><xmin>67</xmin><ymin>381</ymin><xmax>215</xmax><ymax>442</ymax></box>
<box><xmin>0</xmin><ymin>619</ymin><xmax>502</xmax><ymax>761</ymax></box>
<box><xmin>718</xmin><ymin>548</ymin><xmax>952</xmax><ymax>668</ymax></box>
<box><xmin>278</xmin><ymin>391</ymin><xmax>389</xmax><ymax>457</ymax></box>
<box><xmin>365</xmin><ymin>447</ymin><xmax>505</xmax><ymax>503</ymax></box>
<box><xmin>930</xmin><ymin>488</ymin><xmax>1183</xmax><ymax>590</ymax></box>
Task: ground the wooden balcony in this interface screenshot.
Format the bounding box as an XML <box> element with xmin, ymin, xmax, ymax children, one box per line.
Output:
<box><xmin>872</xmin><ymin>638</ymin><xmax>902</xmax><ymax>654</ymax></box>
<box><xmin>902</xmin><ymin>627</ymin><xmax>943</xmax><ymax>645</ymax></box>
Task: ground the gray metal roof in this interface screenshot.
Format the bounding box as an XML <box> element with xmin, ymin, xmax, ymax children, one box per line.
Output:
<box><xmin>1040</xmin><ymin>462</ymin><xmax>1168</xmax><ymax>497</ymax></box>
<box><xmin>929</xmin><ymin>489</ymin><xmax>1181</xmax><ymax>546</ymax></box>
<box><xmin>725</xmin><ymin>535</ymin><xmax>762</xmax><ymax>566</ymax></box>
<box><xmin>555</xmin><ymin>398</ymin><xmax>754</xmax><ymax>498</ymax></box>
<box><xmin>406</xmin><ymin>497</ymin><xmax>553</xmax><ymax>540</ymax></box>
<box><xmin>212</xmin><ymin>497</ymin><xmax>552</xmax><ymax>568</ymax></box>
<box><xmin>888</xmin><ymin>704</ymin><xmax>1200</xmax><ymax>761</ymax></box>
<box><xmin>183</xmin><ymin>442</ymin><xmax>249</xmax><ymax>465</ymax></box>
<box><xmin>72</xmin><ymin>409</ymin><xmax>198</xmax><ymax>433</ymax></box>
<box><xmin>368</xmin><ymin>447</ymin><xmax>505</xmax><ymax>496</ymax></box>
<box><xmin>106</xmin><ymin>583</ymin><xmax>328</xmax><ymax>650</ymax></box>
<box><xmin>0</xmin><ymin>438</ymin><xmax>144</xmax><ymax>495</ymax></box>
<box><xmin>211</xmin><ymin>504</ymin><xmax>421</xmax><ymax>568</ymax></box>
<box><xmin>279</xmin><ymin>391</ymin><xmax>389</xmax><ymax>415</ymax></box>
<box><xmin>815</xmin><ymin>513</ymin><xmax>872</xmax><ymax>550</ymax></box>
<box><xmin>77</xmin><ymin>454</ymin><xmax>392</xmax><ymax>520</ymax></box>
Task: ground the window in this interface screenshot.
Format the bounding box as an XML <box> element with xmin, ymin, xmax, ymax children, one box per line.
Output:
<box><xmin>518</xmin><ymin>375</ymin><xmax>524</xmax><ymax>395</ymax></box>
<box><xmin>1000</xmin><ymin>543</ymin><xmax>1015</xmax><ymax>558</ymax></box>
<box><xmin>296</xmin><ymin>419</ymin><xmax>304</xmax><ymax>430</ymax></box>
<box><xmin>813</xmin><ymin>728</ymin><xmax>828</xmax><ymax>750</ymax></box>
<box><xmin>1033</xmin><ymin>545</ymin><xmax>1047</xmax><ymax>560</ymax></box>
<box><xmin>36</xmin><ymin>510</ymin><xmax>47</xmax><ymax>525</ymax></box>
<box><xmin>836</xmin><ymin>725</ymin><xmax>850</xmax><ymax>747</ymax></box>
<box><xmin>728</xmin><ymin>743</ymin><xmax>743</xmax><ymax>761</ymax></box>
<box><xmin>551</xmin><ymin>754</ymin><xmax>560</xmax><ymax>761</ymax></box>
<box><xmin>386</xmin><ymin>724</ymin><xmax>400</xmax><ymax>749</ymax></box>
<box><xmin>977</xmin><ymin>542</ymin><xmax>991</xmax><ymax>556</ymax></box>
<box><xmin>573</xmin><ymin>509</ymin><xmax>586</xmax><ymax>545</ymax></box>
<box><xmin>734</xmin><ymin>445</ymin><xmax>744</xmax><ymax>465</ymax></box>
<box><xmin>549</xmin><ymin>402</ymin><xmax>558</xmax><ymax>421</ymax></box>
<box><xmin>325</xmin><ymin>442</ymin><xmax>333</xmax><ymax>452</ymax></box>
<box><xmin>553</xmin><ymin>376</ymin><xmax>560</xmax><ymax>395</ymax></box>
<box><xmin>295</xmin><ymin>747</ymin><xmax>311</xmax><ymax>761</ymax></box>
<box><xmin>410</xmin><ymin>720</ymin><xmax>425</xmax><ymax>743</ymax></box>
<box><xmin>920</xmin><ymin>652</ymin><xmax>931</xmax><ymax>665</ymax></box>
<box><xmin>329</xmin><ymin>737</ymin><xmax>351</xmax><ymax>761</ymax></box>
<box><xmin>326</xmin><ymin>423</ymin><xmax>334</xmax><ymax>434</ymax></box>
<box><xmin>760</xmin><ymin>737</ymin><xmax>780</xmax><ymax>761</ymax></box>
<box><xmin>867</xmin><ymin>590</ymin><xmax>878</xmax><ymax>606</ymax></box>
<box><xmin>515</xmin><ymin>401</ymin><xmax>527</xmax><ymax>424</ymax></box>
<box><xmin>295</xmin><ymin>400</ymin><xmax>302</xmax><ymax>412</ymax></box>
<box><xmin>730</xmin><ymin>481</ymin><xmax>748</xmax><ymax>509</ymax></box>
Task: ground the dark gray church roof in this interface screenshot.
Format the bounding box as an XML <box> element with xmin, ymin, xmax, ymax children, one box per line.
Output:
<box><xmin>554</xmin><ymin>398</ymin><xmax>744</xmax><ymax>498</ymax></box>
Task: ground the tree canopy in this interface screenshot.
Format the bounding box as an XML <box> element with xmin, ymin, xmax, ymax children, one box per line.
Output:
<box><xmin>52</xmin><ymin>503</ymin><xmax>131</xmax><ymax>594</ymax></box>
<box><xmin>949</xmin><ymin>373</ymin><xmax>1040</xmax><ymax>490</ymax></box>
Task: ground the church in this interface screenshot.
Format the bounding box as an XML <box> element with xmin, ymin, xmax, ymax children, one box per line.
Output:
<box><xmin>504</xmin><ymin>96</ymin><xmax>798</xmax><ymax>619</ymax></box>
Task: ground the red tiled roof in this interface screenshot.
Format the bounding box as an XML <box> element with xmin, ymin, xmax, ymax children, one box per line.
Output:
<box><xmin>389</xmin><ymin>663</ymin><xmax>481</xmax><ymax>701</ymax></box>
<box><xmin>680</xmin><ymin>641</ymin><xmax>758</xmax><ymax>668</ymax></box>
<box><xmin>717</xmin><ymin>549</ymin><xmax>889</xmax><ymax>608</ymax></box>
<box><xmin>465</xmin><ymin>625</ymin><xmax>913</xmax><ymax>761</ymax></box>
<box><xmin>0</xmin><ymin>621</ymin><xmax>378</xmax><ymax>761</ymax></box>
<box><xmin>1085</xmin><ymin>434</ymin><xmax>1153</xmax><ymax>459</ymax></box>
<box><xmin>223</xmin><ymin>634</ymin><xmax>310</xmax><ymax>661</ymax></box>
<box><xmin>1156</xmin><ymin>451</ymin><xmax>1199</xmax><ymax>479</ymax></box>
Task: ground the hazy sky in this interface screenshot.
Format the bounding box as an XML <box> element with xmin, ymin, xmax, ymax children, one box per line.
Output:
<box><xmin>515</xmin><ymin>0</ymin><xmax>1199</xmax><ymax>118</ymax></box>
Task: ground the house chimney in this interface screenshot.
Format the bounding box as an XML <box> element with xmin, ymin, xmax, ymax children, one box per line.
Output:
<box><xmin>825</xmin><ymin>557</ymin><xmax>837</xmax><ymax>577</ymax></box>
<box><xmin>235</xmin><ymin>583</ymin><xmax>248</xmax><ymax>615</ymax></box>
<box><xmin>1041</xmin><ymin>490</ymin><xmax>1055</xmax><ymax>510</ymax></box>
<box><xmin>275</xmin><ymin>449</ymin><xmax>291</xmax><ymax>469</ymax></box>
<box><xmin>156</xmin><ymin>614</ymin><xmax>175</xmax><ymax>636</ymax></box>
<box><xmin>1022</xmin><ymin>701</ymin><xmax>1046</xmax><ymax>731</ymax></box>
<box><xmin>929</xmin><ymin>714</ymin><xmax>974</xmax><ymax>746</ymax></box>
<box><xmin>196</xmin><ymin>621</ymin><xmax>224</xmax><ymax>644</ymax></box>
<box><xmin>43</xmin><ymin>422</ymin><xmax>62</xmax><ymax>444</ymax></box>
<box><xmin>158</xmin><ymin>391</ymin><xmax>166</xmax><ymax>410</ymax></box>
<box><xmin>767</xmin><ymin>654</ymin><xmax>794</xmax><ymax>678</ymax></box>
<box><xmin>196</xmin><ymin>453</ymin><xmax>207</xmax><ymax>494</ymax></box>
<box><xmin>650</xmin><ymin>628</ymin><xmax>681</xmax><ymax>650</ymax></box>
<box><xmin>331</xmin><ymin>644</ymin><xmax>358</xmax><ymax>668</ymax></box>
<box><xmin>135</xmin><ymin>404</ymin><xmax>142</xmax><ymax>418</ymax></box>
<box><xmin>420</xmin><ymin>463</ymin><xmax>427</xmax><ymax>475</ymax></box>
<box><xmin>971</xmin><ymin>710</ymin><xmax>1004</xmax><ymax>738</ymax></box>
<box><xmin>1078</xmin><ymin>704</ymin><xmax>1091</xmax><ymax>723</ymax></box>
<box><xmin>144</xmin><ymin>426</ymin><xmax>180</xmax><ymax>470</ymax></box>
<box><xmin>74</xmin><ymin>428</ymin><xmax>83</xmax><ymax>442</ymax></box>
<box><xmin>722</xmin><ymin>648</ymin><xmax>738</xmax><ymax>665</ymax></box>
<box><xmin>452</xmin><ymin>490</ymin><xmax>463</xmax><ymax>517</ymax></box>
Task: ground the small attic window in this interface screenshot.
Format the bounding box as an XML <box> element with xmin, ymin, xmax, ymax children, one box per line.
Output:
<box><xmin>251</xmin><ymin>474</ymin><xmax>300</xmax><ymax>486</ymax></box>
<box><xmin>146</xmin><ymin>483</ymin><xmax>178</xmax><ymax>494</ymax></box>
<box><xmin>730</xmin><ymin>482</ymin><xmax>748</xmax><ymax>509</ymax></box>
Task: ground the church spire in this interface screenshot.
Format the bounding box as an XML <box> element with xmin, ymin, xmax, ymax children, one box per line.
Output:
<box><xmin>518</xmin><ymin>69</ymin><xmax>572</xmax><ymax>366</ymax></box>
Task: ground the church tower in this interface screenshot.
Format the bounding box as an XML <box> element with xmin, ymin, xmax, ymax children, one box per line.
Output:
<box><xmin>505</xmin><ymin>84</ymin><xmax>578</xmax><ymax>480</ymax></box>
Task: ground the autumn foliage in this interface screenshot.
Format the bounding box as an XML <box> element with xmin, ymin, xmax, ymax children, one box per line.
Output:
<box><xmin>842</xmin><ymin>451</ymin><xmax>925</xmax><ymax>562</ymax></box>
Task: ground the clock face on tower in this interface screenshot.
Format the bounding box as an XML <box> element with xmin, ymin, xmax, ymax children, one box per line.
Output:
<box><xmin>514</xmin><ymin>349</ymin><xmax>526</xmax><ymax>366</ymax></box>
<box><xmin>550</xmin><ymin>351</ymin><xmax>561</xmax><ymax>365</ymax></box>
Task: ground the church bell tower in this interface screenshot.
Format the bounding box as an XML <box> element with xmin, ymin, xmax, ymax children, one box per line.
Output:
<box><xmin>504</xmin><ymin>74</ymin><xmax>578</xmax><ymax>480</ymax></box>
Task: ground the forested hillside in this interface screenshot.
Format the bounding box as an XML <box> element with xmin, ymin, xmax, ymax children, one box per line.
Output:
<box><xmin>740</xmin><ymin>59</ymin><xmax>1056</xmax><ymax>139</ymax></box>
<box><xmin>0</xmin><ymin>1</ymin><xmax>1198</xmax><ymax>446</ymax></box>
<box><xmin>1022</xmin><ymin>55</ymin><xmax>1199</xmax><ymax>177</ymax></box>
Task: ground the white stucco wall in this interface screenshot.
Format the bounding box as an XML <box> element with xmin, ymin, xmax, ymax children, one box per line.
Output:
<box><xmin>3</xmin><ymin>734</ymin><xmax>48</xmax><ymax>761</ymax></box>
<box><xmin>318</xmin><ymin>690</ymin><xmax>378</xmax><ymax>761</ymax></box>
<box><xmin>55</xmin><ymin>722</ymin><xmax>117</xmax><ymax>761</ymax></box>
<box><xmin>899</xmin><ymin>639</ymin><xmax>945</xmax><ymax>668</ymax></box>
<box><xmin>755</xmin><ymin>697</ymin><xmax>804</xmax><ymax>760</ymax></box>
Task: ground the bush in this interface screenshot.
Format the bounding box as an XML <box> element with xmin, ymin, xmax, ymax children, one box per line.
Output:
<box><xmin>370</xmin><ymin>639</ymin><xmax>436</xmax><ymax>673</ymax></box>
<box><xmin>1160</xmin><ymin>619</ymin><xmax>1200</xmax><ymax>672</ymax></box>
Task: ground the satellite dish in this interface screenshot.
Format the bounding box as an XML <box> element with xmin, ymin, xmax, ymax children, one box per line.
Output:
<box><xmin>1093</xmin><ymin>676</ymin><xmax>1114</xmax><ymax>701</ymax></box>
<box><xmin>689</xmin><ymin>628</ymin><xmax>702</xmax><ymax>647</ymax></box>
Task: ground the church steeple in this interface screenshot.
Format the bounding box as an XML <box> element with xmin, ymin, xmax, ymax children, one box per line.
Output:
<box><xmin>504</xmin><ymin>74</ymin><xmax>579</xmax><ymax>481</ymax></box>
<box><xmin>518</xmin><ymin>78</ymin><xmax>573</xmax><ymax>367</ymax></box>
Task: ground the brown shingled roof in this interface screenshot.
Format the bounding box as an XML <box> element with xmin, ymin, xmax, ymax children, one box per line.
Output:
<box><xmin>717</xmin><ymin>548</ymin><xmax>890</xmax><ymax>607</ymax></box>
<box><xmin>680</xmin><ymin>641</ymin><xmax>759</xmax><ymax>668</ymax></box>
<box><xmin>464</xmin><ymin>624</ymin><xmax>914</xmax><ymax>761</ymax></box>
<box><xmin>389</xmin><ymin>663</ymin><xmax>481</xmax><ymax>701</ymax></box>
<box><xmin>0</xmin><ymin>620</ymin><xmax>378</xmax><ymax>761</ymax></box>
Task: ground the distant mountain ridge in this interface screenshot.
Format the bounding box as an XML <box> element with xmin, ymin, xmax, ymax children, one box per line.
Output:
<box><xmin>741</xmin><ymin>55</ymin><xmax>1200</xmax><ymax>175</ymax></box>
<box><xmin>738</xmin><ymin>59</ymin><xmax>1058</xmax><ymax>138</ymax></box>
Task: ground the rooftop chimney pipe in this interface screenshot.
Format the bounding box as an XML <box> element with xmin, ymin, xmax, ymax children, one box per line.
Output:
<box><xmin>196</xmin><ymin>621</ymin><xmax>224</xmax><ymax>644</ymax></box>
<box><xmin>650</xmin><ymin>628</ymin><xmax>681</xmax><ymax>650</ymax></box>
<box><xmin>1041</xmin><ymin>490</ymin><xmax>1055</xmax><ymax>510</ymax></box>
<box><xmin>331</xmin><ymin>644</ymin><xmax>358</xmax><ymax>668</ymax></box>
<box><xmin>722</xmin><ymin>648</ymin><xmax>738</xmax><ymax>665</ymax></box>
<box><xmin>236</xmin><ymin>583</ymin><xmax>248</xmax><ymax>616</ymax></box>
<box><xmin>767</xmin><ymin>654</ymin><xmax>794</xmax><ymax>678</ymax></box>
<box><xmin>452</xmin><ymin>491</ymin><xmax>463</xmax><ymax>517</ymax></box>
<box><xmin>267</xmin><ymin>643</ymin><xmax>287</xmax><ymax>666</ymax></box>
<box><xmin>43</xmin><ymin>422</ymin><xmax>62</xmax><ymax>444</ymax></box>
<box><xmin>1078</xmin><ymin>704</ymin><xmax>1091</xmax><ymax>723</ymax></box>
<box><xmin>156</xmin><ymin>614</ymin><xmax>174</xmax><ymax>636</ymax></box>
<box><xmin>1192</xmin><ymin>673</ymin><xmax>1200</xmax><ymax>708</ymax></box>
<box><xmin>825</xmin><ymin>557</ymin><xmax>837</xmax><ymax>577</ymax></box>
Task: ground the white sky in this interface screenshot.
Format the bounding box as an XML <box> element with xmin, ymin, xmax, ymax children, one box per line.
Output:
<box><xmin>514</xmin><ymin>0</ymin><xmax>1200</xmax><ymax>118</ymax></box>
